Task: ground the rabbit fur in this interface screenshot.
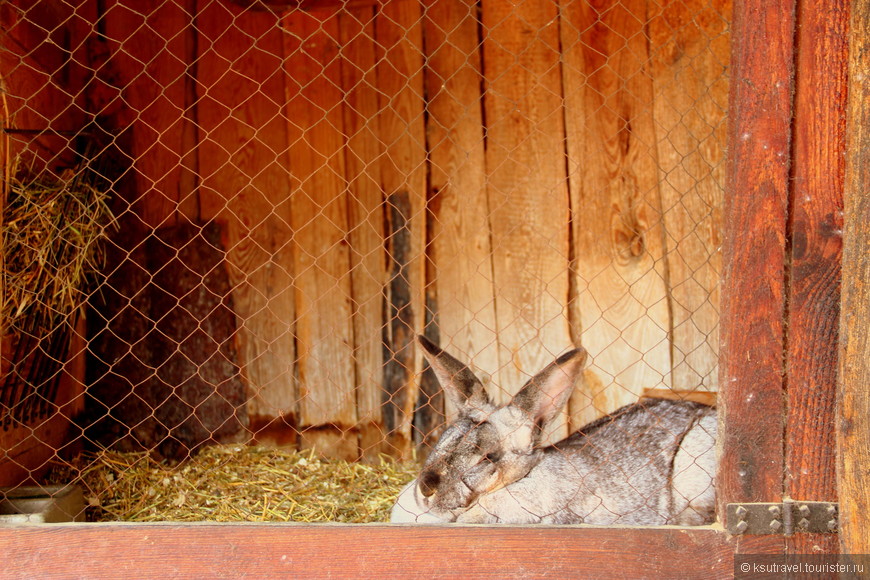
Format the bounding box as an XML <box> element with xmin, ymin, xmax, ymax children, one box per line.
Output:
<box><xmin>390</xmin><ymin>336</ymin><xmax>717</xmax><ymax>525</ymax></box>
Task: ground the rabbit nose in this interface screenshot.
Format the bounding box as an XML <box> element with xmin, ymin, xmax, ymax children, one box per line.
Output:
<box><xmin>419</xmin><ymin>470</ymin><xmax>441</xmax><ymax>497</ymax></box>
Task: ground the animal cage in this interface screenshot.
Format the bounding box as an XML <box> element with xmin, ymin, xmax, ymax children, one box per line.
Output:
<box><xmin>0</xmin><ymin>0</ymin><xmax>865</xmax><ymax>576</ymax></box>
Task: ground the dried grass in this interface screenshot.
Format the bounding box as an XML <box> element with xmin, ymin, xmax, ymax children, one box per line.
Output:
<box><xmin>50</xmin><ymin>445</ymin><xmax>417</xmax><ymax>523</ymax></box>
<box><xmin>2</xmin><ymin>164</ymin><xmax>113</xmax><ymax>330</ymax></box>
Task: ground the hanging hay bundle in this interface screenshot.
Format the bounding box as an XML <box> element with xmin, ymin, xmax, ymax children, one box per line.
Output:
<box><xmin>2</xmin><ymin>163</ymin><xmax>113</xmax><ymax>330</ymax></box>
<box><xmin>48</xmin><ymin>445</ymin><xmax>418</xmax><ymax>523</ymax></box>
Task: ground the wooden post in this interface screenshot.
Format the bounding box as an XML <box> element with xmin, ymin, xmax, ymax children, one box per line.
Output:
<box><xmin>838</xmin><ymin>0</ymin><xmax>870</xmax><ymax>557</ymax></box>
<box><xmin>717</xmin><ymin>0</ymin><xmax>796</xmax><ymax>528</ymax></box>
<box><xmin>785</xmin><ymin>0</ymin><xmax>848</xmax><ymax>555</ymax></box>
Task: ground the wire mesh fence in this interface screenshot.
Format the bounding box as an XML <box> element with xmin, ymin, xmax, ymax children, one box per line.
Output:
<box><xmin>0</xmin><ymin>0</ymin><xmax>729</xmax><ymax>524</ymax></box>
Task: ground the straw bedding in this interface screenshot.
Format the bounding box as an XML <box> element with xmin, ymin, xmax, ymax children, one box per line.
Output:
<box><xmin>49</xmin><ymin>445</ymin><xmax>418</xmax><ymax>523</ymax></box>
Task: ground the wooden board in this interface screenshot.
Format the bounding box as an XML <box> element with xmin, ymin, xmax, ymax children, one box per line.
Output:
<box><xmin>839</xmin><ymin>0</ymin><xmax>870</xmax><ymax>557</ymax></box>
<box><xmin>0</xmin><ymin>314</ymin><xmax>85</xmax><ymax>486</ymax></box>
<box><xmin>480</xmin><ymin>0</ymin><xmax>572</xmax><ymax>444</ymax></box>
<box><xmin>339</xmin><ymin>6</ymin><xmax>387</xmax><ymax>458</ymax></box>
<box><xmin>785</xmin><ymin>0</ymin><xmax>848</xmax><ymax>556</ymax></box>
<box><xmin>375</xmin><ymin>0</ymin><xmax>427</xmax><ymax>458</ymax></box>
<box><xmin>0</xmin><ymin>523</ymin><xmax>780</xmax><ymax>579</ymax></box>
<box><xmin>716</xmin><ymin>0</ymin><xmax>795</xmax><ymax>520</ymax></box>
<box><xmin>144</xmin><ymin>222</ymin><xmax>248</xmax><ymax>460</ymax></box>
<box><xmin>649</xmin><ymin>0</ymin><xmax>730</xmax><ymax>393</ymax></box>
<box><xmin>102</xmin><ymin>0</ymin><xmax>193</xmax><ymax>227</ymax></box>
<box><xmin>195</xmin><ymin>1</ymin><xmax>297</xmax><ymax>446</ymax></box>
<box><xmin>560</xmin><ymin>0</ymin><xmax>671</xmax><ymax>429</ymax></box>
<box><xmin>0</xmin><ymin>1</ymin><xmax>85</xmax><ymax>169</ymax></box>
<box><xmin>283</xmin><ymin>9</ymin><xmax>357</xmax><ymax>459</ymax></box>
<box><xmin>423</xmin><ymin>0</ymin><xmax>499</xmax><ymax>422</ymax></box>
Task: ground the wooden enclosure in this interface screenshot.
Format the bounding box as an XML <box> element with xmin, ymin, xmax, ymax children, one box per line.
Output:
<box><xmin>0</xmin><ymin>0</ymin><xmax>867</xmax><ymax>576</ymax></box>
<box><xmin>1</xmin><ymin>0</ymin><xmax>731</xmax><ymax>465</ymax></box>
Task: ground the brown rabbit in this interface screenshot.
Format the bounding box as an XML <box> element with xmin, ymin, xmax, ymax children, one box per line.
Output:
<box><xmin>391</xmin><ymin>336</ymin><xmax>717</xmax><ymax>524</ymax></box>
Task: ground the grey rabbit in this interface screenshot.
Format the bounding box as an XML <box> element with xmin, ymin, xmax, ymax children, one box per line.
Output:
<box><xmin>390</xmin><ymin>335</ymin><xmax>717</xmax><ymax>524</ymax></box>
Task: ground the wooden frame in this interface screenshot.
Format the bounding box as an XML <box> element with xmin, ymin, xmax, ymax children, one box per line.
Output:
<box><xmin>0</xmin><ymin>0</ymin><xmax>859</xmax><ymax>574</ymax></box>
<box><xmin>0</xmin><ymin>524</ymin><xmax>781</xmax><ymax>578</ymax></box>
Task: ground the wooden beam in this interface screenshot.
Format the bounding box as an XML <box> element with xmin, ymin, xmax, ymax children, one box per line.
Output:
<box><xmin>838</xmin><ymin>0</ymin><xmax>870</xmax><ymax>557</ymax></box>
<box><xmin>785</xmin><ymin>0</ymin><xmax>848</xmax><ymax>555</ymax></box>
<box><xmin>717</xmin><ymin>0</ymin><xmax>796</xmax><ymax>518</ymax></box>
<box><xmin>0</xmin><ymin>524</ymin><xmax>776</xmax><ymax>579</ymax></box>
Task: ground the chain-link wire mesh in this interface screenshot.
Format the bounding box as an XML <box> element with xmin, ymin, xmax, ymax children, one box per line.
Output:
<box><xmin>0</xmin><ymin>0</ymin><xmax>728</xmax><ymax>523</ymax></box>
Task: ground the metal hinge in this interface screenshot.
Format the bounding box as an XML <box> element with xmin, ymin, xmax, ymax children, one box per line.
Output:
<box><xmin>726</xmin><ymin>501</ymin><xmax>838</xmax><ymax>535</ymax></box>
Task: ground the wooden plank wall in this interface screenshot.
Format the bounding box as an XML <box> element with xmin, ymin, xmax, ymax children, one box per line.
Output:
<box><xmin>0</xmin><ymin>0</ymin><xmax>93</xmax><ymax>483</ymax></box>
<box><xmin>12</xmin><ymin>0</ymin><xmax>731</xmax><ymax>459</ymax></box>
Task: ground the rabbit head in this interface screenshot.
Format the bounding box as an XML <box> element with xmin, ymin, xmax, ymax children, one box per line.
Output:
<box><xmin>414</xmin><ymin>335</ymin><xmax>587</xmax><ymax>520</ymax></box>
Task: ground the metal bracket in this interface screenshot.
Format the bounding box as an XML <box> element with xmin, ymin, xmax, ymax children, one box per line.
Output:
<box><xmin>726</xmin><ymin>501</ymin><xmax>838</xmax><ymax>535</ymax></box>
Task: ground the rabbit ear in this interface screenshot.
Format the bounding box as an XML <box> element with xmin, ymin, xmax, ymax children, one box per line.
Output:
<box><xmin>418</xmin><ymin>335</ymin><xmax>490</xmax><ymax>414</ymax></box>
<box><xmin>511</xmin><ymin>347</ymin><xmax>588</xmax><ymax>427</ymax></box>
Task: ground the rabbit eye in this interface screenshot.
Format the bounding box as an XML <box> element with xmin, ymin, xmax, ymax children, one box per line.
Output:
<box><xmin>484</xmin><ymin>451</ymin><xmax>503</xmax><ymax>463</ymax></box>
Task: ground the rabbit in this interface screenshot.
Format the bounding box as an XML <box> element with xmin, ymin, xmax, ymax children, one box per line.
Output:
<box><xmin>390</xmin><ymin>335</ymin><xmax>717</xmax><ymax>525</ymax></box>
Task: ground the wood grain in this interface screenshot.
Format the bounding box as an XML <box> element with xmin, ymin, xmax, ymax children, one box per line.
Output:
<box><xmin>375</xmin><ymin>0</ymin><xmax>427</xmax><ymax>457</ymax></box>
<box><xmin>103</xmin><ymin>0</ymin><xmax>191</xmax><ymax>227</ymax></box>
<box><xmin>838</xmin><ymin>0</ymin><xmax>870</xmax><ymax>557</ymax></box>
<box><xmin>649</xmin><ymin>0</ymin><xmax>730</xmax><ymax>393</ymax></box>
<box><xmin>785</xmin><ymin>0</ymin><xmax>848</xmax><ymax>556</ymax></box>
<box><xmin>481</xmin><ymin>0</ymin><xmax>572</xmax><ymax>443</ymax></box>
<box><xmin>196</xmin><ymin>1</ymin><xmax>297</xmax><ymax>443</ymax></box>
<box><xmin>422</xmin><ymin>0</ymin><xmax>498</xmax><ymax>420</ymax></box>
<box><xmin>717</xmin><ymin>0</ymin><xmax>795</xmax><ymax>519</ymax></box>
<box><xmin>561</xmin><ymin>0</ymin><xmax>671</xmax><ymax>429</ymax></box>
<box><xmin>339</xmin><ymin>6</ymin><xmax>387</xmax><ymax>458</ymax></box>
<box><xmin>0</xmin><ymin>523</ymin><xmax>773</xmax><ymax>579</ymax></box>
<box><xmin>283</xmin><ymin>9</ymin><xmax>357</xmax><ymax>459</ymax></box>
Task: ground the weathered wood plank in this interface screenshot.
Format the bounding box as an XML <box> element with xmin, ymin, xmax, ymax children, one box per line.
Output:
<box><xmin>195</xmin><ymin>1</ymin><xmax>297</xmax><ymax>446</ymax></box>
<box><xmin>422</xmin><ymin>0</ymin><xmax>497</xmax><ymax>421</ymax></box>
<box><xmin>375</xmin><ymin>0</ymin><xmax>427</xmax><ymax>458</ymax></box>
<box><xmin>838</xmin><ymin>0</ymin><xmax>870</xmax><ymax>557</ymax></box>
<box><xmin>717</xmin><ymin>0</ymin><xmax>795</xmax><ymax>519</ymax></box>
<box><xmin>283</xmin><ymin>9</ymin><xmax>357</xmax><ymax>459</ymax></box>
<box><xmin>339</xmin><ymin>6</ymin><xmax>387</xmax><ymax>458</ymax></box>
<box><xmin>0</xmin><ymin>1</ymin><xmax>84</xmax><ymax>169</ymax></box>
<box><xmin>785</xmin><ymin>0</ymin><xmax>848</xmax><ymax>556</ymax></box>
<box><xmin>103</xmin><ymin>0</ymin><xmax>191</xmax><ymax>227</ymax></box>
<box><xmin>481</xmin><ymin>0</ymin><xmax>572</xmax><ymax>443</ymax></box>
<box><xmin>561</xmin><ymin>0</ymin><xmax>671</xmax><ymax>429</ymax></box>
<box><xmin>0</xmin><ymin>524</ymin><xmax>772</xmax><ymax>579</ymax></box>
<box><xmin>649</xmin><ymin>0</ymin><xmax>731</xmax><ymax>393</ymax></box>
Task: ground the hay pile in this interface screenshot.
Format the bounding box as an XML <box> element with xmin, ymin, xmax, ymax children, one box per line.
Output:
<box><xmin>2</xmin><ymin>165</ymin><xmax>113</xmax><ymax>329</ymax></box>
<box><xmin>51</xmin><ymin>445</ymin><xmax>418</xmax><ymax>523</ymax></box>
